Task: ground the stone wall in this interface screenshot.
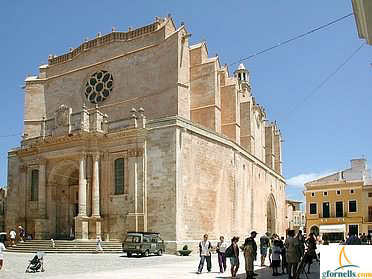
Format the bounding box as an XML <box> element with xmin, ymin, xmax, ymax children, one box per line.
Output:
<box><xmin>23</xmin><ymin>18</ymin><xmax>190</xmax><ymax>139</ymax></box>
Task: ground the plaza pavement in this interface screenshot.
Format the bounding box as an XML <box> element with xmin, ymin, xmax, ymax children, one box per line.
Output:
<box><xmin>1</xmin><ymin>252</ymin><xmax>320</xmax><ymax>279</ymax></box>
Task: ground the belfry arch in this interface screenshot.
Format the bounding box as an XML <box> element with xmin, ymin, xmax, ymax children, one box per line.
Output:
<box><xmin>266</xmin><ymin>194</ymin><xmax>277</xmax><ymax>234</ymax></box>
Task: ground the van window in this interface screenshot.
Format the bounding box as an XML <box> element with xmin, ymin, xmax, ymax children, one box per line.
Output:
<box><xmin>125</xmin><ymin>236</ymin><xmax>141</xmax><ymax>243</ymax></box>
<box><xmin>144</xmin><ymin>236</ymin><xmax>150</xmax><ymax>243</ymax></box>
<box><xmin>151</xmin><ymin>238</ymin><xmax>157</xmax><ymax>243</ymax></box>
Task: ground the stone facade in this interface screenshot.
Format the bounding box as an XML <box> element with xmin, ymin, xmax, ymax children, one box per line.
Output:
<box><xmin>285</xmin><ymin>200</ymin><xmax>305</xmax><ymax>234</ymax></box>
<box><xmin>0</xmin><ymin>188</ymin><xmax>6</xmax><ymax>232</ymax></box>
<box><xmin>5</xmin><ymin>16</ymin><xmax>286</xmax><ymax>252</ymax></box>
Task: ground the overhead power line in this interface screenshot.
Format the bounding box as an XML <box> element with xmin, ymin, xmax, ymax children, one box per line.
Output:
<box><xmin>230</xmin><ymin>12</ymin><xmax>354</xmax><ymax>67</ymax></box>
<box><xmin>280</xmin><ymin>42</ymin><xmax>365</xmax><ymax>121</ymax></box>
<box><xmin>0</xmin><ymin>132</ymin><xmax>23</xmax><ymax>138</ymax></box>
<box><xmin>0</xmin><ymin>13</ymin><xmax>355</xmax><ymax>138</ymax></box>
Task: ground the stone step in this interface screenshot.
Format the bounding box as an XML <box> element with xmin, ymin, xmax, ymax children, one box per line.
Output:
<box><xmin>5</xmin><ymin>240</ymin><xmax>123</xmax><ymax>254</ymax></box>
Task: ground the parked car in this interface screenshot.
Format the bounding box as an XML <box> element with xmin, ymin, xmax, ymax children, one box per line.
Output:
<box><xmin>122</xmin><ymin>232</ymin><xmax>165</xmax><ymax>257</ymax></box>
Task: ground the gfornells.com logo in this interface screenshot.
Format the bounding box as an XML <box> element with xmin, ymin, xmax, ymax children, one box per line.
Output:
<box><xmin>322</xmin><ymin>246</ymin><xmax>372</xmax><ymax>279</ymax></box>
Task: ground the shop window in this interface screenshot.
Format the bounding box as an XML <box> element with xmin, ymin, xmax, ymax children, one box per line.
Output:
<box><xmin>349</xmin><ymin>224</ymin><xmax>358</xmax><ymax>236</ymax></box>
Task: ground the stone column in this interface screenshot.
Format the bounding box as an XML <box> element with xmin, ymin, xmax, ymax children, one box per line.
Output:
<box><xmin>38</xmin><ymin>159</ymin><xmax>47</xmax><ymax>218</ymax></box>
<box><xmin>78</xmin><ymin>153</ymin><xmax>87</xmax><ymax>217</ymax></box>
<box><xmin>91</xmin><ymin>152</ymin><xmax>100</xmax><ymax>217</ymax></box>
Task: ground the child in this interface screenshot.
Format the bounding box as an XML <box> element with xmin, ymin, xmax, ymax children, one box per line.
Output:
<box><xmin>271</xmin><ymin>240</ymin><xmax>281</xmax><ymax>276</ymax></box>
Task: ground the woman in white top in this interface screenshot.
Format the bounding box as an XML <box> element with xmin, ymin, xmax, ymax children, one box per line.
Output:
<box><xmin>96</xmin><ymin>237</ymin><xmax>104</xmax><ymax>253</ymax></box>
<box><xmin>0</xmin><ymin>241</ymin><xmax>6</xmax><ymax>270</ymax></box>
<box><xmin>216</xmin><ymin>236</ymin><xmax>228</xmax><ymax>273</ymax></box>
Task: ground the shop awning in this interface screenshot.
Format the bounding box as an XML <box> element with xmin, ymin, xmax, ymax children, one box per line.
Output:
<box><xmin>319</xmin><ymin>224</ymin><xmax>346</xmax><ymax>233</ymax></box>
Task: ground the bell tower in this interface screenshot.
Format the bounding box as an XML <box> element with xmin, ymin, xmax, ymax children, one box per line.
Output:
<box><xmin>234</xmin><ymin>63</ymin><xmax>251</xmax><ymax>96</ymax></box>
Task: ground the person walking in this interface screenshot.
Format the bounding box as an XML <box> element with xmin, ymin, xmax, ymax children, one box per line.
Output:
<box><xmin>18</xmin><ymin>226</ymin><xmax>25</xmax><ymax>243</ymax></box>
<box><xmin>280</xmin><ymin>236</ymin><xmax>288</xmax><ymax>274</ymax></box>
<box><xmin>244</xmin><ymin>231</ymin><xmax>258</xmax><ymax>279</ymax></box>
<box><xmin>260</xmin><ymin>232</ymin><xmax>270</xmax><ymax>266</ymax></box>
<box><xmin>296</xmin><ymin>230</ymin><xmax>305</xmax><ymax>258</ymax></box>
<box><xmin>96</xmin><ymin>236</ymin><xmax>104</xmax><ymax>253</ymax></box>
<box><xmin>216</xmin><ymin>236</ymin><xmax>227</xmax><ymax>273</ymax></box>
<box><xmin>0</xmin><ymin>240</ymin><xmax>6</xmax><ymax>270</ymax></box>
<box><xmin>230</xmin><ymin>236</ymin><xmax>240</xmax><ymax>278</ymax></box>
<box><xmin>197</xmin><ymin>234</ymin><xmax>212</xmax><ymax>274</ymax></box>
<box><xmin>285</xmin><ymin>230</ymin><xmax>301</xmax><ymax>279</ymax></box>
<box><xmin>304</xmin><ymin>233</ymin><xmax>317</xmax><ymax>274</ymax></box>
<box><xmin>9</xmin><ymin>229</ymin><xmax>16</xmax><ymax>247</ymax></box>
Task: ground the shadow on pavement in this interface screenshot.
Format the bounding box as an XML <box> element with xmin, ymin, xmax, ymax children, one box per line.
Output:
<box><xmin>213</xmin><ymin>262</ymin><xmax>320</xmax><ymax>279</ymax></box>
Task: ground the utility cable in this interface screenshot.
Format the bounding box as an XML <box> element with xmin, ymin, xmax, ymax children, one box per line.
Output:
<box><xmin>280</xmin><ymin>42</ymin><xmax>365</xmax><ymax>121</ymax></box>
<box><xmin>230</xmin><ymin>12</ymin><xmax>354</xmax><ymax>67</ymax></box>
<box><xmin>0</xmin><ymin>13</ymin><xmax>355</xmax><ymax>138</ymax></box>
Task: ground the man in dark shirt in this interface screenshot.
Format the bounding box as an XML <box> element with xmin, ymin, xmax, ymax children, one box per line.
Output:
<box><xmin>345</xmin><ymin>232</ymin><xmax>361</xmax><ymax>245</ymax></box>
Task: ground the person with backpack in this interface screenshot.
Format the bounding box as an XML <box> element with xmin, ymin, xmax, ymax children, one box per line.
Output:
<box><xmin>244</xmin><ymin>231</ymin><xmax>258</xmax><ymax>279</ymax></box>
<box><xmin>197</xmin><ymin>234</ymin><xmax>212</xmax><ymax>274</ymax></box>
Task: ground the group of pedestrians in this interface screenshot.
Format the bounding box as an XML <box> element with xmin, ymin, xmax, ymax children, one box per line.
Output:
<box><xmin>340</xmin><ymin>231</ymin><xmax>372</xmax><ymax>245</ymax></box>
<box><xmin>7</xmin><ymin>225</ymin><xmax>25</xmax><ymax>247</ymax></box>
<box><xmin>196</xmin><ymin>230</ymin><xmax>318</xmax><ymax>279</ymax></box>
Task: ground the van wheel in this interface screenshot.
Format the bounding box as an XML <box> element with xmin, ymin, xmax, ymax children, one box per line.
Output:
<box><xmin>127</xmin><ymin>252</ymin><xmax>132</xmax><ymax>257</ymax></box>
<box><xmin>143</xmin><ymin>250</ymin><xmax>149</xmax><ymax>257</ymax></box>
<box><xmin>157</xmin><ymin>249</ymin><xmax>162</xmax><ymax>256</ymax></box>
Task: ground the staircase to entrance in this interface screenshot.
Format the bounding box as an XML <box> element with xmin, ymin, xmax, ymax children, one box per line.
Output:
<box><xmin>6</xmin><ymin>240</ymin><xmax>123</xmax><ymax>254</ymax></box>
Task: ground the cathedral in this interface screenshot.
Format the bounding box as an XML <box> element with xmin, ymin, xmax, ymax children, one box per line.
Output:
<box><xmin>5</xmin><ymin>16</ymin><xmax>286</xmax><ymax>252</ymax></box>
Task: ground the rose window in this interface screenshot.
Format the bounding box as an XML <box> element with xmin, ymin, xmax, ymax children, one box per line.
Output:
<box><xmin>84</xmin><ymin>70</ymin><xmax>113</xmax><ymax>104</ymax></box>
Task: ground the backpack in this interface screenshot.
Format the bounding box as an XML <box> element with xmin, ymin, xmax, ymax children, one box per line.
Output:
<box><xmin>224</xmin><ymin>244</ymin><xmax>234</xmax><ymax>258</ymax></box>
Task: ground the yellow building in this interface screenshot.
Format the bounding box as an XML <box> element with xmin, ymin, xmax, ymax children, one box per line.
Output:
<box><xmin>304</xmin><ymin>159</ymin><xmax>372</xmax><ymax>242</ymax></box>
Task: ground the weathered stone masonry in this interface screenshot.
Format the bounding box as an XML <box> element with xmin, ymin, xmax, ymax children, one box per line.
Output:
<box><xmin>5</xmin><ymin>16</ymin><xmax>285</xmax><ymax>252</ymax></box>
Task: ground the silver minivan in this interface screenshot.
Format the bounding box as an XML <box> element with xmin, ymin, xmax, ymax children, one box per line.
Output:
<box><xmin>122</xmin><ymin>232</ymin><xmax>165</xmax><ymax>257</ymax></box>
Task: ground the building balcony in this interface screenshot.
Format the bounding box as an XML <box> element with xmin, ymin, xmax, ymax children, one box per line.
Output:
<box><xmin>307</xmin><ymin>212</ymin><xmax>364</xmax><ymax>223</ymax></box>
<box><xmin>364</xmin><ymin>217</ymin><xmax>372</xmax><ymax>223</ymax></box>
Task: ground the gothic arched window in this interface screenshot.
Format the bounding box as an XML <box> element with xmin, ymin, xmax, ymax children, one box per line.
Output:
<box><xmin>31</xmin><ymin>169</ymin><xmax>39</xmax><ymax>201</ymax></box>
<box><xmin>114</xmin><ymin>158</ymin><xmax>124</xmax><ymax>194</ymax></box>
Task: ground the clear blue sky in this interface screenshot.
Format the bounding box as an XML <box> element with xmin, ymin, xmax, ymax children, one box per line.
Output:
<box><xmin>1</xmin><ymin>1</ymin><xmax>371</xmax><ymax>201</ymax></box>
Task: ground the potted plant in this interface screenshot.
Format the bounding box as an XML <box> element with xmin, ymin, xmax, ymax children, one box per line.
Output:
<box><xmin>178</xmin><ymin>245</ymin><xmax>192</xmax><ymax>256</ymax></box>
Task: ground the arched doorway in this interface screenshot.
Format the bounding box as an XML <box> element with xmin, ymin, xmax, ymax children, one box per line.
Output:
<box><xmin>266</xmin><ymin>194</ymin><xmax>277</xmax><ymax>234</ymax></box>
<box><xmin>49</xmin><ymin>160</ymin><xmax>79</xmax><ymax>239</ymax></box>
<box><xmin>310</xmin><ymin>225</ymin><xmax>320</xmax><ymax>236</ymax></box>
